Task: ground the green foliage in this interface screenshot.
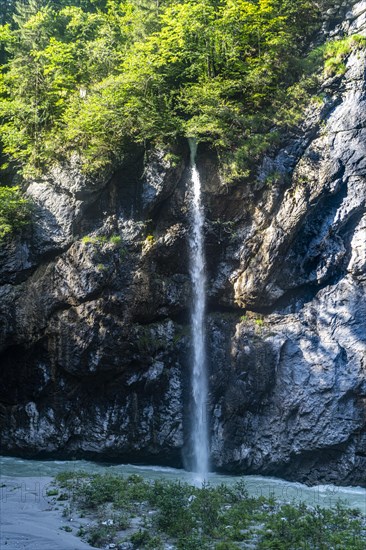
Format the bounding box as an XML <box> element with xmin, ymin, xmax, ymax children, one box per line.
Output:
<box><xmin>150</xmin><ymin>480</ymin><xmax>196</xmax><ymax>537</ymax></box>
<box><xmin>0</xmin><ymin>185</ymin><xmax>31</xmax><ymax>242</ymax></box>
<box><xmin>1</xmin><ymin>2</ymin><xmax>365</xmax><ymax>182</ymax></box>
<box><xmin>82</xmin><ymin>235</ymin><xmax>106</xmax><ymax>244</ymax></box>
<box><xmin>109</xmin><ymin>234</ymin><xmax>122</xmax><ymax>245</ymax></box>
<box><xmin>46</xmin><ymin>488</ymin><xmax>59</xmax><ymax>496</ymax></box>
<box><xmin>87</xmin><ymin>523</ymin><xmax>116</xmax><ymax>546</ymax></box>
<box><xmin>240</xmin><ymin>313</ymin><xmax>265</xmax><ymax>328</ymax></box>
<box><xmin>144</xmin><ymin>234</ymin><xmax>154</xmax><ymax>246</ymax></box>
<box><xmin>129</xmin><ymin>529</ymin><xmax>164</xmax><ymax>549</ymax></box>
<box><xmin>82</xmin><ymin>233</ymin><xmax>122</xmax><ymax>246</ymax></box>
<box><xmin>215</xmin><ymin>543</ymin><xmax>241</xmax><ymax>550</ymax></box>
<box><xmin>77</xmin><ymin>472</ymin><xmax>129</xmax><ymax>508</ymax></box>
<box><xmin>323</xmin><ymin>34</ymin><xmax>366</xmax><ymax>77</ymax></box>
<box><xmin>81</xmin><ymin>233</ymin><xmax>126</xmax><ymax>268</ymax></box>
<box><xmin>257</xmin><ymin>501</ymin><xmax>366</xmax><ymax>549</ymax></box>
<box><xmin>56</xmin><ymin>472</ymin><xmax>365</xmax><ymax>549</ymax></box>
<box><xmin>55</xmin><ymin>470</ymin><xmax>89</xmax><ymax>486</ymax></box>
<box><xmin>263</xmin><ymin>170</ymin><xmax>283</xmax><ymax>187</ymax></box>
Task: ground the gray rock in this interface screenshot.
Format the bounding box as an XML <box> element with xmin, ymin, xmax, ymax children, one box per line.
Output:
<box><xmin>26</xmin><ymin>181</ymin><xmax>82</xmax><ymax>253</ymax></box>
<box><xmin>141</xmin><ymin>148</ymin><xmax>185</xmax><ymax>215</ymax></box>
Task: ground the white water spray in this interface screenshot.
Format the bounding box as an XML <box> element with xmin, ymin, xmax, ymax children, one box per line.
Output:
<box><xmin>188</xmin><ymin>138</ymin><xmax>209</xmax><ymax>481</ymax></box>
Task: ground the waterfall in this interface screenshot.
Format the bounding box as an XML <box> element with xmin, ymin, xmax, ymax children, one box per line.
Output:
<box><xmin>188</xmin><ymin>138</ymin><xmax>209</xmax><ymax>481</ymax></box>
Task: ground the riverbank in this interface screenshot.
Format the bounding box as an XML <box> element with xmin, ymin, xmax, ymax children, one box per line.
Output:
<box><xmin>1</xmin><ymin>457</ymin><xmax>366</xmax><ymax>549</ymax></box>
<box><xmin>0</xmin><ymin>475</ymin><xmax>95</xmax><ymax>549</ymax></box>
<box><xmin>2</xmin><ymin>470</ymin><xmax>365</xmax><ymax>550</ymax></box>
<box><xmin>2</xmin><ymin>456</ymin><xmax>366</xmax><ymax>512</ymax></box>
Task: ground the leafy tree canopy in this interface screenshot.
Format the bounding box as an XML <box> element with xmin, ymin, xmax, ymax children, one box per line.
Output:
<box><xmin>0</xmin><ymin>0</ymin><xmax>364</xmax><ymax>181</ymax></box>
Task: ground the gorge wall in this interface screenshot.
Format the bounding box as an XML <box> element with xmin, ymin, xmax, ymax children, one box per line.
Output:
<box><xmin>0</xmin><ymin>1</ymin><xmax>366</xmax><ymax>486</ymax></box>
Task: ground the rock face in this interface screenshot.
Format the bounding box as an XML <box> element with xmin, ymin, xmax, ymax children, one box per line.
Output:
<box><xmin>1</xmin><ymin>1</ymin><xmax>366</xmax><ymax>485</ymax></box>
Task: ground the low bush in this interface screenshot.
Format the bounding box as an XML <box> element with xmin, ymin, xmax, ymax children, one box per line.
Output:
<box><xmin>55</xmin><ymin>472</ymin><xmax>365</xmax><ymax>549</ymax></box>
<box><xmin>0</xmin><ymin>186</ymin><xmax>31</xmax><ymax>243</ymax></box>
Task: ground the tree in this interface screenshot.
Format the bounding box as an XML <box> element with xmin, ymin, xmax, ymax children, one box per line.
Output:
<box><xmin>0</xmin><ymin>1</ymin><xmax>356</xmax><ymax>181</ymax></box>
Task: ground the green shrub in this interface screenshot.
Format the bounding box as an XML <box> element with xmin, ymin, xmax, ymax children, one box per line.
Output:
<box><xmin>82</xmin><ymin>235</ymin><xmax>108</xmax><ymax>245</ymax></box>
<box><xmin>81</xmin><ymin>236</ymin><xmax>94</xmax><ymax>244</ymax></box>
<box><xmin>0</xmin><ymin>186</ymin><xmax>31</xmax><ymax>243</ymax></box>
<box><xmin>177</xmin><ymin>532</ymin><xmax>209</xmax><ymax>550</ymax></box>
<box><xmin>130</xmin><ymin>529</ymin><xmax>152</xmax><ymax>545</ymax></box>
<box><xmin>191</xmin><ymin>482</ymin><xmax>222</xmax><ymax>535</ymax></box>
<box><xmin>150</xmin><ymin>480</ymin><xmax>195</xmax><ymax>537</ymax></box>
<box><xmin>109</xmin><ymin>235</ymin><xmax>122</xmax><ymax>246</ymax></box>
<box><xmin>215</xmin><ymin>543</ymin><xmax>241</xmax><ymax>550</ymax></box>
<box><xmin>324</xmin><ymin>35</ymin><xmax>366</xmax><ymax>76</ymax></box>
<box><xmin>112</xmin><ymin>511</ymin><xmax>130</xmax><ymax>530</ymax></box>
<box><xmin>55</xmin><ymin>470</ymin><xmax>89</xmax><ymax>488</ymax></box>
<box><xmin>54</xmin><ymin>472</ymin><xmax>364</xmax><ymax>550</ymax></box>
<box><xmin>77</xmin><ymin>473</ymin><xmax>128</xmax><ymax>509</ymax></box>
<box><xmin>87</xmin><ymin>524</ymin><xmax>116</xmax><ymax>547</ymax></box>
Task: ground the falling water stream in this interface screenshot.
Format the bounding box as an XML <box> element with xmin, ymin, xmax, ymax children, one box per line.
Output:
<box><xmin>188</xmin><ymin>138</ymin><xmax>209</xmax><ymax>481</ymax></box>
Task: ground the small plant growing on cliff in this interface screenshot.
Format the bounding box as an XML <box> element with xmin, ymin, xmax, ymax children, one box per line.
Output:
<box><xmin>240</xmin><ymin>314</ymin><xmax>265</xmax><ymax>328</ymax></box>
<box><xmin>163</xmin><ymin>152</ymin><xmax>180</xmax><ymax>167</ymax></box>
<box><xmin>143</xmin><ymin>234</ymin><xmax>155</xmax><ymax>251</ymax></box>
<box><xmin>109</xmin><ymin>234</ymin><xmax>122</xmax><ymax>246</ymax></box>
<box><xmin>0</xmin><ymin>186</ymin><xmax>31</xmax><ymax>243</ymax></box>
<box><xmin>324</xmin><ymin>35</ymin><xmax>366</xmax><ymax>76</ymax></box>
<box><xmin>263</xmin><ymin>170</ymin><xmax>282</xmax><ymax>187</ymax></box>
<box><xmin>119</xmin><ymin>246</ymin><xmax>127</xmax><ymax>260</ymax></box>
<box><xmin>82</xmin><ymin>235</ymin><xmax>107</xmax><ymax>245</ymax></box>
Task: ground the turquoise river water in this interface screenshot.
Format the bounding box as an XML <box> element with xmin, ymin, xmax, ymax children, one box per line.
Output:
<box><xmin>1</xmin><ymin>456</ymin><xmax>365</xmax><ymax>513</ymax></box>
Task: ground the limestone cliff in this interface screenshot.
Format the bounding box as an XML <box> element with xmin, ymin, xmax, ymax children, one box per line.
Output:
<box><xmin>0</xmin><ymin>1</ymin><xmax>365</xmax><ymax>485</ymax></box>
